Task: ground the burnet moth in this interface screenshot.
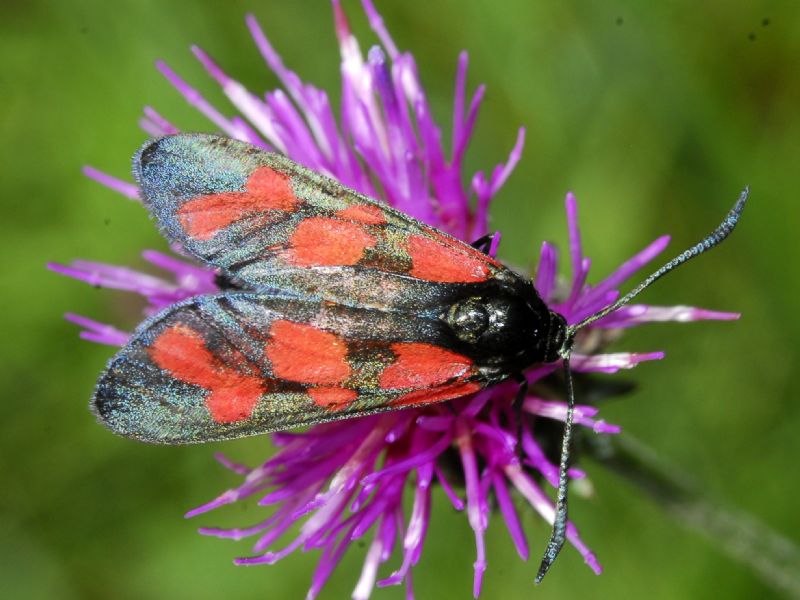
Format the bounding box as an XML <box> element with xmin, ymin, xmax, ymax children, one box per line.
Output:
<box><xmin>93</xmin><ymin>134</ymin><xmax>747</xmax><ymax>581</ymax></box>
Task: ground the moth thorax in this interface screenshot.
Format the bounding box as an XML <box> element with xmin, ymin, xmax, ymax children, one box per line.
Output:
<box><xmin>447</xmin><ymin>297</ymin><xmax>490</xmax><ymax>344</ymax></box>
<box><xmin>445</xmin><ymin>293</ymin><xmax>552</xmax><ymax>363</ymax></box>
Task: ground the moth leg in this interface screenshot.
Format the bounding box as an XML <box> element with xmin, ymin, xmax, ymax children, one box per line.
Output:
<box><xmin>470</xmin><ymin>234</ymin><xmax>493</xmax><ymax>254</ymax></box>
<box><xmin>512</xmin><ymin>372</ymin><xmax>528</xmax><ymax>463</ymax></box>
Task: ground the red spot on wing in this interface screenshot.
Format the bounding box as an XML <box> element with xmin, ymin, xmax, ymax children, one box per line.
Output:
<box><xmin>392</xmin><ymin>381</ymin><xmax>481</xmax><ymax>407</ymax></box>
<box><xmin>266</xmin><ymin>320</ymin><xmax>351</xmax><ymax>385</ymax></box>
<box><xmin>335</xmin><ymin>204</ymin><xmax>386</xmax><ymax>224</ymax></box>
<box><xmin>206</xmin><ymin>381</ymin><xmax>264</xmax><ymax>423</ymax></box>
<box><xmin>149</xmin><ymin>325</ymin><xmax>263</xmax><ymax>423</ymax></box>
<box><xmin>406</xmin><ymin>234</ymin><xmax>491</xmax><ymax>283</ymax></box>
<box><xmin>177</xmin><ymin>166</ymin><xmax>299</xmax><ymax>241</ymax></box>
<box><xmin>286</xmin><ymin>217</ymin><xmax>376</xmax><ymax>267</ymax></box>
<box><xmin>380</xmin><ymin>342</ymin><xmax>473</xmax><ymax>389</ymax></box>
<box><xmin>308</xmin><ymin>387</ymin><xmax>357</xmax><ymax>410</ymax></box>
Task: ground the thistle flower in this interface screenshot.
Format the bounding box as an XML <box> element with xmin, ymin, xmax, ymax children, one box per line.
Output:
<box><xmin>49</xmin><ymin>1</ymin><xmax>738</xmax><ymax>598</ymax></box>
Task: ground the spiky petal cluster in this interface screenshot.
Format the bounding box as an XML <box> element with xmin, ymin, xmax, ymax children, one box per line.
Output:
<box><xmin>49</xmin><ymin>2</ymin><xmax>738</xmax><ymax>598</ymax></box>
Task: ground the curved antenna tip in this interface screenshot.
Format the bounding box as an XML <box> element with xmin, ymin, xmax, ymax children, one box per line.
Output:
<box><xmin>571</xmin><ymin>187</ymin><xmax>750</xmax><ymax>333</ymax></box>
<box><xmin>732</xmin><ymin>186</ymin><xmax>749</xmax><ymax>215</ymax></box>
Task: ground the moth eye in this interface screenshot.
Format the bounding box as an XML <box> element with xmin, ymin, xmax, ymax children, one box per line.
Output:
<box><xmin>447</xmin><ymin>298</ymin><xmax>489</xmax><ymax>343</ymax></box>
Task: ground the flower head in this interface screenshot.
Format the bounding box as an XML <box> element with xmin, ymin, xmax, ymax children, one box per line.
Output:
<box><xmin>49</xmin><ymin>2</ymin><xmax>738</xmax><ymax>598</ymax></box>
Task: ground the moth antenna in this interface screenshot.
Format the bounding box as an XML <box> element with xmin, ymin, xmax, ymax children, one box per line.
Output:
<box><xmin>535</xmin><ymin>353</ymin><xmax>575</xmax><ymax>583</ymax></box>
<box><xmin>568</xmin><ymin>187</ymin><xmax>749</xmax><ymax>337</ymax></box>
<box><xmin>536</xmin><ymin>188</ymin><xmax>748</xmax><ymax>583</ymax></box>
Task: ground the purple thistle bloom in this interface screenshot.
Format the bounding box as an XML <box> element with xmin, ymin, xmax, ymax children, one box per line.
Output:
<box><xmin>49</xmin><ymin>1</ymin><xmax>739</xmax><ymax>598</ymax></box>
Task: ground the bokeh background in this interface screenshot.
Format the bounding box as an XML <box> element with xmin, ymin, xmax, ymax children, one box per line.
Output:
<box><xmin>2</xmin><ymin>1</ymin><xmax>799</xmax><ymax>598</ymax></box>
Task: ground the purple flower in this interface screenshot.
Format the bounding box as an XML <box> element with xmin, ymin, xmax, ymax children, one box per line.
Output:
<box><xmin>49</xmin><ymin>2</ymin><xmax>738</xmax><ymax>598</ymax></box>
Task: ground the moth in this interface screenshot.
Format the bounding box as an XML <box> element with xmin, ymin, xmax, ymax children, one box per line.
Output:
<box><xmin>93</xmin><ymin>134</ymin><xmax>746</xmax><ymax>579</ymax></box>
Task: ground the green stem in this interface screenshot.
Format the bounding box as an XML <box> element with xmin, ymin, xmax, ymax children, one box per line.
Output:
<box><xmin>585</xmin><ymin>434</ymin><xmax>800</xmax><ymax>599</ymax></box>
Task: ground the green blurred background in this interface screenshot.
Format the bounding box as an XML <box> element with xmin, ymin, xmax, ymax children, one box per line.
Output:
<box><xmin>2</xmin><ymin>1</ymin><xmax>799</xmax><ymax>598</ymax></box>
